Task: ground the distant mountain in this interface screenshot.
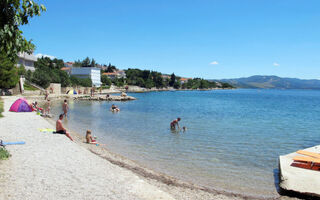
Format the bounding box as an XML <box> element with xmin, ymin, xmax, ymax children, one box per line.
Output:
<box><xmin>216</xmin><ymin>75</ymin><xmax>320</xmax><ymax>89</ymax></box>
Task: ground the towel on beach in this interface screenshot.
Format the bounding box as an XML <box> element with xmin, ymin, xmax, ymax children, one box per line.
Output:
<box><xmin>0</xmin><ymin>140</ymin><xmax>25</xmax><ymax>146</ymax></box>
<box><xmin>38</xmin><ymin>128</ymin><xmax>55</xmax><ymax>133</ymax></box>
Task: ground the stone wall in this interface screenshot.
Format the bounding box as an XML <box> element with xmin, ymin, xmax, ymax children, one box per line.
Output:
<box><xmin>47</xmin><ymin>83</ymin><xmax>61</xmax><ymax>95</ymax></box>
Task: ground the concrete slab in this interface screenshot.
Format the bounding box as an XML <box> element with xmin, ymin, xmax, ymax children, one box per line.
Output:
<box><xmin>279</xmin><ymin>145</ymin><xmax>320</xmax><ymax>197</ymax></box>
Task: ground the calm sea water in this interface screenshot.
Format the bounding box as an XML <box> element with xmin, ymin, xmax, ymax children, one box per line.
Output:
<box><xmin>51</xmin><ymin>89</ymin><xmax>320</xmax><ymax>197</ymax></box>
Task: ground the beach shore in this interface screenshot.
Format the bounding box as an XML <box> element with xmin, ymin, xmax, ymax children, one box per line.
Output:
<box><xmin>0</xmin><ymin>96</ymin><xmax>292</xmax><ymax>200</ymax></box>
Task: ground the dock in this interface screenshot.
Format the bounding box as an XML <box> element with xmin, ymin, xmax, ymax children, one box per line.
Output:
<box><xmin>279</xmin><ymin>145</ymin><xmax>320</xmax><ymax>197</ymax></box>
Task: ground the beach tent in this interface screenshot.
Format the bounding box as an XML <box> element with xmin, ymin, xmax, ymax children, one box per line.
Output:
<box><xmin>66</xmin><ymin>89</ymin><xmax>77</xmax><ymax>95</ymax></box>
<box><xmin>9</xmin><ymin>98</ymin><xmax>32</xmax><ymax>112</ymax></box>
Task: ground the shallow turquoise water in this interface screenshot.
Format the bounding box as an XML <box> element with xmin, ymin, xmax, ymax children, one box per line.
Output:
<box><xmin>51</xmin><ymin>89</ymin><xmax>320</xmax><ymax>197</ymax></box>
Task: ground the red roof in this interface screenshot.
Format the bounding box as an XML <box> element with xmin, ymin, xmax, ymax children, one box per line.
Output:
<box><xmin>61</xmin><ymin>67</ymin><xmax>71</xmax><ymax>71</ymax></box>
<box><xmin>102</xmin><ymin>72</ymin><xmax>116</xmax><ymax>75</ymax></box>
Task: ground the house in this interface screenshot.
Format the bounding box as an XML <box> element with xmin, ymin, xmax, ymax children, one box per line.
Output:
<box><xmin>70</xmin><ymin>67</ymin><xmax>102</xmax><ymax>87</ymax></box>
<box><xmin>180</xmin><ymin>78</ymin><xmax>191</xmax><ymax>84</ymax></box>
<box><xmin>102</xmin><ymin>70</ymin><xmax>126</xmax><ymax>79</ymax></box>
<box><xmin>17</xmin><ymin>52</ymin><xmax>37</xmax><ymax>71</ymax></box>
<box><xmin>60</xmin><ymin>67</ymin><xmax>71</xmax><ymax>75</ymax></box>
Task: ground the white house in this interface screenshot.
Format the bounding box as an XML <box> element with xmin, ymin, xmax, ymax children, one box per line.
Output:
<box><xmin>70</xmin><ymin>67</ymin><xmax>102</xmax><ymax>87</ymax></box>
<box><xmin>17</xmin><ymin>52</ymin><xmax>37</xmax><ymax>71</ymax></box>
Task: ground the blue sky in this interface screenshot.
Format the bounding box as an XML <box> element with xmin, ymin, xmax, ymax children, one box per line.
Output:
<box><xmin>21</xmin><ymin>0</ymin><xmax>320</xmax><ymax>79</ymax></box>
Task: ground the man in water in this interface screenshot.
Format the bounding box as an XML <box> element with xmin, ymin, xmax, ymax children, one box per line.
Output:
<box><xmin>55</xmin><ymin>114</ymin><xmax>73</xmax><ymax>141</ymax></box>
<box><xmin>62</xmin><ymin>99</ymin><xmax>69</xmax><ymax>118</ymax></box>
<box><xmin>170</xmin><ymin>117</ymin><xmax>181</xmax><ymax>130</ymax></box>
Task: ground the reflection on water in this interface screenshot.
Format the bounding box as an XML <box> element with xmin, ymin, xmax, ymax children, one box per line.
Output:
<box><xmin>50</xmin><ymin>89</ymin><xmax>320</xmax><ymax>197</ymax></box>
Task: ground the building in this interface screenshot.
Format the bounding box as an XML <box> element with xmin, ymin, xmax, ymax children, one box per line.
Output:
<box><xmin>17</xmin><ymin>52</ymin><xmax>37</xmax><ymax>71</ymax></box>
<box><xmin>60</xmin><ymin>67</ymin><xmax>71</xmax><ymax>75</ymax></box>
<box><xmin>102</xmin><ymin>70</ymin><xmax>126</xmax><ymax>79</ymax></box>
<box><xmin>180</xmin><ymin>78</ymin><xmax>191</xmax><ymax>84</ymax></box>
<box><xmin>70</xmin><ymin>67</ymin><xmax>102</xmax><ymax>87</ymax></box>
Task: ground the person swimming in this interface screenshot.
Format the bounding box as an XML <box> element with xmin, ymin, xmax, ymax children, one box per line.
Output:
<box><xmin>170</xmin><ymin>117</ymin><xmax>181</xmax><ymax>130</ymax></box>
<box><xmin>182</xmin><ymin>126</ymin><xmax>187</xmax><ymax>132</ymax></box>
<box><xmin>110</xmin><ymin>104</ymin><xmax>120</xmax><ymax>112</ymax></box>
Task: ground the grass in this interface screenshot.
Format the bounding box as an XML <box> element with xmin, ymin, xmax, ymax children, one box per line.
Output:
<box><xmin>0</xmin><ymin>147</ymin><xmax>10</xmax><ymax>160</ymax></box>
<box><xmin>0</xmin><ymin>98</ymin><xmax>4</xmax><ymax>118</ymax></box>
<box><xmin>24</xmin><ymin>83</ymin><xmax>39</xmax><ymax>91</ymax></box>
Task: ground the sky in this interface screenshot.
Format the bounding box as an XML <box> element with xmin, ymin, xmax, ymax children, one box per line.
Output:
<box><xmin>21</xmin><ymin>0</ymin><xmax>320</xmax><ymax>79</ymax></box>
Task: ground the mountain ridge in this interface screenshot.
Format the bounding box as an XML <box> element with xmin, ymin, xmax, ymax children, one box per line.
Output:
<box><xmin>212</xmin><ymin>75</ymin><xmax>320</xmax><ymax>89</ymax></box>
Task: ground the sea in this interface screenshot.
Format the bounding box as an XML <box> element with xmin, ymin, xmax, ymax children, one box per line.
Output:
<box><xmin>50</xmin><ymin>89</ymin><xmax>320</xmax><ymax>198</ymax></box>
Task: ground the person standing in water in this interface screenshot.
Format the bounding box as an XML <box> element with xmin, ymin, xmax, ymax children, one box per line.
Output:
<box><xmin>62</xmin><ymin>99</ymin><xmax>69</xmax><ymax>118</ymax></box>
<box><xmin>170</xmin><ymin>117</ymin><xmax>181</xmax><ymax>130</ymax></box>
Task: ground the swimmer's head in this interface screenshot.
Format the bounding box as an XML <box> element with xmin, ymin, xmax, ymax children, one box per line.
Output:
<box><xmin>64</xmin><ymin>99</ymin><xmax>67</xmax><ymax>102</ymax></box>
<box><xmin>177</xmin><ymin>117</ymin><xmax>181</xmax><ymax>121</ymax></box>
<box><xmin>86</xmin><ymin>130</ymin><xmax>91</xmax><ymax>135</ymax></box>
<box><xmin>59</xmin><ymin>114</ymin><xmax>63</xmax><ymax>119</ymax></box>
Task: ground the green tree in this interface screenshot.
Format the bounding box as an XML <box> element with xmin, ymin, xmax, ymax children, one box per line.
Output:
<box><xmin>0</xmin><ymin>52</ymin><xmax>19</xmax><ymax>88</ymax></box>
<box><xmin>90</xmin><ymin>58</ymin><xmax>96</xmax><ymax>67</ymax></box>
<box><xmin>169</xmin><ymin>73</ymin><xmax>176</xmax><ymax>87</ymax></box>
<box><xmin>0</xmin><ymin>0</ymin><xmax>46</xmax><ymax>60</ymax></box>
<box><xmin>173</xmin><ymin>81</ymin><xmax>181</xmax><ymax>89</ymax></box>
<box><xmin>101</xmin><ymin>75</ymin><xmax>112</xmax><ymax>86</ymax></box>
<box><xmin>25</xmin><ymin>69</ymin><xmax>32</xmax><ymax>81</ymax></box>
<box><xmin>82</xmin><ymin>57</ymin><xmax>91</xmax><ymax>67</ymax></box>
<box><xmin>105</xmin><ymin>63</ymin><xmax>117</xmax><ymax>72</ymax></box>
<box><xmin>200</xmin><ymin>79</ymin><xmax>209</xmax><ymax>89</ymax></box>
<box><xmin>32</xmin><ymin>68</ymin><xmax>51</xmax><ymax>88</ymax></box>
<box><xmin>17</xmin><ymin>65</ymin><xmax>26</xmax><ymax>76</ymax></box>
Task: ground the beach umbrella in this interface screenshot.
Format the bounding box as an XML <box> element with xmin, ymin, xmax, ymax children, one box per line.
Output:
<box><xmin>9</xmin><ymin>98</ymin><xmax>32</xmax><ymax>112</ymax></box>
<box><xmin>66</xmin><ymin>89</ymin><xmax>77</xmax><ymax>95</ymax></box>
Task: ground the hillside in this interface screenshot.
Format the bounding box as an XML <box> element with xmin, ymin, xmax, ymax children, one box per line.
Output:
<box><xmin>217</xmin><ymin>75</ymin><xmax>320</xmax><ymax>89</ymax></box>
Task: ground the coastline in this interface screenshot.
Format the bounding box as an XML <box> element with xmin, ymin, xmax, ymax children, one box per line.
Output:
<box><xmin>0</xmin><ymin>95</ymin><xmax>291</xmax><ymax>200</ymax></box>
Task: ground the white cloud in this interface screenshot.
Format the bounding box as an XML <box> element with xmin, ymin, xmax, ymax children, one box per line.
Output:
<box><xmin>273</xmin><ymin>62</ymin><xmax>280</xmax><ymax>66</ymax></box>
<box><xmin>35</xmin><ymin>53</ymin><xmax>56</xmax><ymax>59</ymax></box>
<box><xmin>210</xmin><ymin>61</ymin><xmax>219</xmax><ymax>65</ymax></box>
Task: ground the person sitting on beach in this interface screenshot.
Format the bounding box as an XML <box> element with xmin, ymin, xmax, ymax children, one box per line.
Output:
<box><xmin>110</xmin><ymin>104</ymin><xmax>120</xmax><ymax>112</ymax></box>
<box><xmin>54</xmin><ymin>114</ymin><xmax>73</xmax><ymax>141</ymax></box>
<box><xmin>62</xmin><ymin>99</ymin><xmax>69</xmax><ymax>118</ymax></box>
<box><xmin>170</xmin><ymin>117</ymin><xmax>181</xmax><ymax>130</ymax></box>
<box><xmin>32</xmin><ymin>101</ymin><xmax>43</xmax><ymax>113</ymax></box>
<box><xmin>85</xmin><ymin>130</ymin><xmax>97</xmax><ymax>144</ymax></box>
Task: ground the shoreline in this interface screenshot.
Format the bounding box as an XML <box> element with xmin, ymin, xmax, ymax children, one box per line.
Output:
<box><xmin>1</xmin><ymin>95</ymin><xmax>289</xmax><ymax>200</ymax></box>
<box><xmin>41</xmin><ymin>97</ymin><xmax>281</xmax><ymax>200</ymax></box>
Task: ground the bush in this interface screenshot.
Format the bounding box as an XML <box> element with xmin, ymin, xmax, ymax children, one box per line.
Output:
<box><xmin>0</xmin><ymin>147</ymin><xmax>10</xmax><ymax>160</ymax></box>
<box><xmin>0</xmin><ymin>98</ymin><xmax>3</xmax><ymax>117</ymax></box>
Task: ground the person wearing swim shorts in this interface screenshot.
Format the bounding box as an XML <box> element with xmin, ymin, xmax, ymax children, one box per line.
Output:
<box><xmin>55</xmin><ymin>114</ymin><xmax>73</xmax><ymax>141</ymax></box>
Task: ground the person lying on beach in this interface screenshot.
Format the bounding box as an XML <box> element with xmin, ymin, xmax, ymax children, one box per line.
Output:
<box><xmin>62</xmin><ymin>99</ymin><xmax>69</xmax><ymax>118</ymax></box>
<box><xmin>170</xmin><ymin>117</ymin><xmax>181</xmax><ymax>130</ymax></box>
<box><xmin>54</xmin><ymin>114</ymin><xmax>73</xmax><ymax>141</ymax></box>
<box><xmin>86</xmin><ymin>130</ymin><xmax>97</xmax><ymax>144</ymax></box>
<box><xmin>110</xmin><ymin>104</ymin><xmax>120</xmax><ymax>112</ymax></box>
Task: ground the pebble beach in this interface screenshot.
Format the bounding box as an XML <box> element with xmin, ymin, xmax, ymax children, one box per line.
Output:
<box><xmin>0</xmin><ymin>96</ymin><xmax>250</xmax><ymax>200</ymax></box>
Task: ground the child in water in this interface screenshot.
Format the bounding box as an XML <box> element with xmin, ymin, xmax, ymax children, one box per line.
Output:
<box><xmin>86</xmin><ymin>130</ymin><xmax>97</xmax><ymax>144</ymax></box>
